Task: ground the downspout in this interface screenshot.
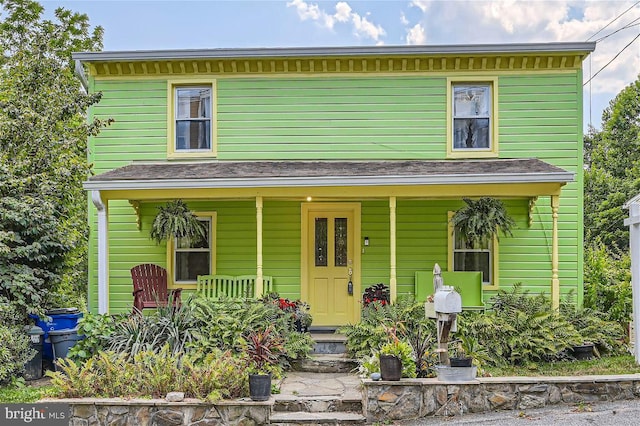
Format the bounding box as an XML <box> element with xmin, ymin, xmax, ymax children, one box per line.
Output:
<box><xmin>74</xmin><ymin>59</ymin><xmax>89</xmax><ymax>93</ymax></box>
<box><xmin>91</xmin><ymin>190</ymin><xmax>109</xmax><ymax>314</ymax></box>
<box><xmin>390</xmin><ymin>196</ymin><xmax>397</xmax><ymax>303</ymax></box>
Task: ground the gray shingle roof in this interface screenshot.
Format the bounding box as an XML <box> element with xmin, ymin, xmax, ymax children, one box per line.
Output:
<box><xmin>84</xmin><ymin>159</ymin><xmax>573</xmax><ymax>191</ymax></box>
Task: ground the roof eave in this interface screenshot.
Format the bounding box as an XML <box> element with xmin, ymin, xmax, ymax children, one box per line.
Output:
<box><xmin>72</xmin><ymin>42</ymin><xmax>597</xmax><ymax>63</ymax></box>
<box><xmin>83</xmin><ymin>172</ymin><xmax>575</xmax><ymax>191</ymax></box>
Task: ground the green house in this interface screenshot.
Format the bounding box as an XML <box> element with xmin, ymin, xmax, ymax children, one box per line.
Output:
<box><xmin>75</xmin><ymin>42</ymin><xmax>594</xmax><ymax>326</ymax></box>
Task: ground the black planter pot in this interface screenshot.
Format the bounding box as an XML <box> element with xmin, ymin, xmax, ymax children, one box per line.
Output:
<box><xmin>450</xmin><ymin>357</ymin><xmax>473</xmax><ymax>367</ymax></box>
<box><xmin>248</xmin><ymin>373</ymin><xmax>272</xmax><ymax>401</ymax></box>
<box><xmin>379</xmin><ymin>354</ymin><xmax>402</xmax><ymax>381</ymax></box>
<box><xmin>571</xmin><ymin>344</ymin><xmax>595</xmax><ymax>360</ymax></box>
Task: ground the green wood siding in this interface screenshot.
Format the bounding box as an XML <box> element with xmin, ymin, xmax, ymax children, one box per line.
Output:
<box><xmin>87</xmin><ymin>70</ymin><xmax>584</xmax><ymax>312</ymax></box>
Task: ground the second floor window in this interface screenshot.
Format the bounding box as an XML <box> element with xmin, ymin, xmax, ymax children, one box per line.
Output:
<box><xmin>175</xmin><ymin>87</ymin><xmax>211</xmax><ymax>151</ymax></box>
<box><xmin>452</xmin><ymin>84</ymin><xmax>491</xmax><ymax>151</ymax></box>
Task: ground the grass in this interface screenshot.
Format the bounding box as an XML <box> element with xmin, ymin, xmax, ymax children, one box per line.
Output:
<box><xmin>485</xmin><ymin>355</ymin><xmax>640</xmax><ymax>377</ymax></box>
<box><xmin>0</xmin><ymin>378</ymin><xmax>54</xmax><ymax>403</ymax></box>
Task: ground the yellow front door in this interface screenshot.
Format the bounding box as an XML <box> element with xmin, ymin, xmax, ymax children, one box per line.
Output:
<box><xmin>302</xmin><ymin>203</ymin><xmax>360</xmax><ymax>327</ymax></box>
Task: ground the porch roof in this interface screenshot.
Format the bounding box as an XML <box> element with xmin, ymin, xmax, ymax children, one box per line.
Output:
<box><xmin>84</xmin><ymin>158</ymin><xmax>573</xmax><ymax>191</ymax></box>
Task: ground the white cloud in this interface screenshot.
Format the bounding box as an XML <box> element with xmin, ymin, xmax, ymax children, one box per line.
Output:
<box><xmin>287</xmin><ymin>0</ymin><xmax>386</xmax><ymax>42</ymax></box>
<box><xmin>410</xmin><ymin>0</ymin><xmax>431</xmax><ymax>13</ymax></box>
<box><xmin>335</xmin><ymin>2</ymin><xmax>352</xmax><ymax>23</ymax></box>
<box><xmin>406</xmin><ymin>23</ymin><xmax>426</xmax><ymax>45</ymax></box>
<box><xmin>400</xmin><ymin>12</ymin><xmax>409</xmax><ymax>26</ymax></box>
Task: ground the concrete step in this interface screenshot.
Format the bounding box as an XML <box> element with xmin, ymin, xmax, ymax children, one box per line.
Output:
<box><xmin>292</xmin><ymin>354</ymin><xmax>357</xmax><ymax>373</ymax></box>
<box><xmin>274</xmin><ymin>395</ymin><xmax>362</xmax><ymax>413</ymax></box>
<box><xmin>311</xmin><ymin>332</ymin><xmax>348</xmax><ymax>355</ymax></box>
<box><xmin>270</xmin><ymin>411</ymin><xmax>366</xmax><ymax>425</ymax></box>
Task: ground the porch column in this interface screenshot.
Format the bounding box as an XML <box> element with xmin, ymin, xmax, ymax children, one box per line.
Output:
<box><xmin>551</xmin><ymin>195</ymin><xmax>560</xmax><ymax>310</ymax></box>
<box><xmin>91</xmin><ymin>191</ymin><xmax>109</xmax><ymax>314</ymax></box>
<box><xmin>256</xmin><ymin>196</ymin><xmax>264</xmax><ymax>296</ymax></box>
<box><xmin>390</xmin><ymin>196</ymin><xmax>397</xmax><ymax>303</ymax></box>
<box><xmin>624</xmin><ymin>199</ymin><xmax>640</xmax><ymax>363</ymax></box>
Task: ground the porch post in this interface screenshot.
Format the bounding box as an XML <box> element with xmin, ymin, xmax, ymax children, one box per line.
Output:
<box><xmin>390</xmin><ymin>196</ymin><xmax>397</xmax><ymax>303</ymax></box>
<box><xmin>256</xmin><ymin>196</ymin><xmax>264</xmax><ymax>297</ymax></box>
<box><xmin>551</xmin><ymin>195</ymin><xmax>560</xmax><ymax>310</ymax></box>
<box><xmin>624</xmin><ymin>199</ymin><xmax>640</xmax><ymax>363</ymax></box>
<box><xmin>91</xmin><ymin>191</ymin><xmax>109</xmax><ymax>314</ymax></box>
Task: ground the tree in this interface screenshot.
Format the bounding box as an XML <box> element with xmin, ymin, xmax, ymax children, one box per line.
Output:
<box><xmin>584</xmin><ymin>75</ymin><xmax>640</xmax><ymax>250</ymax></box>
<box><xmin>0</xmin><ymin>0</ymin><xmax>109</xmax><ymax>318</ymax></box>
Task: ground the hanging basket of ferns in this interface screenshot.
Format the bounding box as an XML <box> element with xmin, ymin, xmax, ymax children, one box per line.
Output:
<box><xmin>450</xmin><ymin>197</ymin><xmax>516</xmax><ymax>246</ymax></box>
<box><xmin>150</xmin><ymin>200</ymin><xmax>206</xmax><ymax>245</ymax></box>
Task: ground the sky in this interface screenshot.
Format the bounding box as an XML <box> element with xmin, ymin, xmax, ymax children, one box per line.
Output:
<box><xmin>37</xmin><ymin>0</ymin><xmax>640</xmax><ymax>132</ymax></box>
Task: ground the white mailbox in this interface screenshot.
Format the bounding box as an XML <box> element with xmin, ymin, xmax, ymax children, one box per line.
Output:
<box><xmin>433</xmin><ymin>286</ymin><xmax>462</xmax><ymax>314</ymax></box>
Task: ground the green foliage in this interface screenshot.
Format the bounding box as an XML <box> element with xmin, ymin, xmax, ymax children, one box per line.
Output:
<box><xmin>47</xmin><ymin>347</ymin><xmax>248</xmax><ymax>401</ymax></box>
<box><xmin>379</xmin><ymin>340</ymin><xmax>417</xmax><ymax>378</ymax></box>
<box><xmin>0</xmin><ymin>0</ymin><xmax>110</xmax><ymax>314</ymax></box>
<box><xmin>561</xmin><ymin>303</ymin><xmax>626</xmax><ymax>355</ymax></box>
<box><xmin>450</xmin><ymin>197</ymin><xmax>515</xmax><ymax>246</ymax></box>
<box><xmin>584</xmin><ymin>75</ymin><xmax>640</xmax><ymax>250</ymax></box>
<box><xmin>458</xmin><ymin>285</ymin><xmax>583</xmax><ymax>366</ymax></box>
<box><xmin>340</xmin><ymin>298</ymin><xmax>437</xmax><ymax>378</ymax></box>
<box><xmin>0</xmin><ymin>377</ymin><xmax>52</xmax><ymax>402</ymax></box>
<box><xmin>0</xmin><ymin>305</ymin><xmax>35</xmax><ymax>384</ymax></box>
<box><xmin>150</xmin><ymin>200</ymin><xmax>207</xmax><ymax>245</ymax></box>
<box><xmin>68</xmin><ymin>313</ymin><xmax>118</xmax><ymax>361</ymax></box>
<box><xmin>583</xmin><ymin>242</ymin><xmax>632</xmax><ymax>324</ymax></box>
<box><xmin>107</xmin><ymin>303</ymin><xmax>193</xmax><ymax>359</ymax></box>
<box><xmin>189</xmin><ymin>297</ymin><xmax>312</xmax><ymax>365</ymax></box>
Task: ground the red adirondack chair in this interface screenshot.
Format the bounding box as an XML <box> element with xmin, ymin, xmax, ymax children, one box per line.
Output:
<box><xmin>131</xmin><ymin>264</ymin><xmax>182</xmax><ymax>313</ymax></box>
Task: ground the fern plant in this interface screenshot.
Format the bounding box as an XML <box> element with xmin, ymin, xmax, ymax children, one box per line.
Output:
<box><xmin>450</xmin><ymin>197</ymin><xmax>515</xmax><ymax>246</ymax></box>
<box><xmin>150</xmin><ymin>199</ymin><xmax>206</xmax><ymax>245</ymax></box>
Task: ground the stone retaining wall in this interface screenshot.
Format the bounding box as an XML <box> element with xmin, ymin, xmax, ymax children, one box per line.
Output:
<box><xmin>63</xmin><ymin>398</ymin><xmax>271</xmax><ymax>425</ymax></box>
<box><xmin>363</xmin><ymin>374</ymin><xmax>640</xmax><ymax>423</ymax></box>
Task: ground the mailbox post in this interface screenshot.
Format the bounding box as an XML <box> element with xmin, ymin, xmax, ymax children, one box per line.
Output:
<box><xmin>432</xmin><ymin>264</ymin><xmax>463</xmax><ymax>365</ymax></box>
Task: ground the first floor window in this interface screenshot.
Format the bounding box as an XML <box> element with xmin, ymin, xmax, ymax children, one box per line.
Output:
<box><xmin>174</xmin><ymin>217</ymin><xmax>212</xmax><ymax>282</ymax></box>
<box><xmin>175</xmin><ymin>86</ymin><xmax>212</xmax><ymax>151</ymax></box>
<box><xmin>452</xmin><ymin>228</ymin><xmax>492</xmax><ymax>285</ymax></box>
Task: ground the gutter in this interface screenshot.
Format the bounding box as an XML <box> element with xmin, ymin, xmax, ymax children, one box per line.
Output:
<box><xmin>83</xmin><ymin>172</ymin><xmax>575</xmax><ymax>191</ymax></box>
<box><xmin>72</xmin><ymin>42</ymin><xmax>597</xmax><ymax>63</ymax></box>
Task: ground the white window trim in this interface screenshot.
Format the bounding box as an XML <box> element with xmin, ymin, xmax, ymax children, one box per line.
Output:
<box><xmin>447</xmin><ymin>211</ymin><xmax>499</xmax><ymax>290</ymax></box>
<box><xmin>167</xmin><ymin>211</ymin><xmax>217</xmax><ymax>288</ymax></box>
<box><xmin>167</xmin><ymin>79</ymin><xmax>217</xmax><ymax>159</ymax></box>
<box><xmin>446</xmin><ymin>77</ymin><xmax>499</xmax><ymax>159</ymax></box>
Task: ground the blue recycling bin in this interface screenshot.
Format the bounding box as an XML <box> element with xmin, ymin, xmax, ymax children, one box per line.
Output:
<box><xmin>29</xmin><ymin>308</ymin><xmax>83</xmax><ymax>361</ymax></box>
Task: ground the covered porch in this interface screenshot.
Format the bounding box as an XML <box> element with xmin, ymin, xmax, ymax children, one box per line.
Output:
<box><xmin>85</xmin><ymin>159</ymin><xmax>572</xmax><ymax>322</ymax></box>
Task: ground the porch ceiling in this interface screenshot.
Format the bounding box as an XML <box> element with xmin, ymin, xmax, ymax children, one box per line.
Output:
<box><xmin>84</xmin><ymin>159</ymin><xmax>573</xmax><ymax>192</ymax></box>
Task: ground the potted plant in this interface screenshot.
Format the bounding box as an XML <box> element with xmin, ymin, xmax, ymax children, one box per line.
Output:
<box><xmin>450</xmin><ymin>197</ymin><xmax>515</xmax><ymax>247</ymax></box>
<box><xmin>377</xmin><ymin>326</ymin><xmax>417</xmax><ymax>381</ymax></box>
<box><xmin>449</xmin><ymin>339</ymin><xmax>473</xmax><ymax>367</ymax></box>
<box><xmin>362</xmin><ymin>283</ymin><xmax>390</xmax><ymax>307</ymax></box>
<box><xmin>150</xmin><ymin>199</ymin><xmax>206</xmax><ymax>244</ymax></box>
<box><xmin>243</xmin><ymin>326</ymin><xmax>284</xmax><ymax>401</ymax></box>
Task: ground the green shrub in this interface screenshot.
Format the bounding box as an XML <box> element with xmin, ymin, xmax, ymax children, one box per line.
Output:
<box><xmin>68</xmin><ymin>313</ymin><xmax>118</xmax><ymax>361</ymax></box>
<box><xmin>108</xmin><ymin>303</ymin><xmax>193</xmax><ymax>358</ymax></box>
<box><xmin>379</xmin><ymin>340</ymin><xmax>417</xmax><ymax>378</ymax></box>
<box><xmin>561</xmin><ymin>303</ymin><xmax>626</xmax><ymax>355</ymax></box>
<box><xmin>340</xmin><ymin>298</ymin><xmax>437</xmax><ymax>377</ymax></box>
<box><xmin>189</xmin><ymin>297</ymin><xmax>313</xmax><ymax>365</ymax></box>
<box><xmin>584</xmin><ymin>242</ymin><xmax>632</xmax><ymax>325</ymax></box>
<box><xmin>48</xmin><ymin>346</ymin><xmax>248</xmax><ymax>401</ymax></box>
<box><xmin>458</xmin><ymin>285</ymin><xmax>583</xmax><ymax>366</ymax></box>
<box><xmin>0</xmin><ymin>305</ymin><xmax>35</xmax><ymax>384</ymax></box>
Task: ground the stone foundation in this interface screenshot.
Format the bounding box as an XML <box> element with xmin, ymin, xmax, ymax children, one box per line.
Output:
<box><xmin>62</xmin><ymin>398</ymin><xmax>272</xmax><ymax>426</ymax></box>
<box><xmin>363</xmin><ymin>374</ymin><xmax>640</xmax><ymax>423</ymax></box>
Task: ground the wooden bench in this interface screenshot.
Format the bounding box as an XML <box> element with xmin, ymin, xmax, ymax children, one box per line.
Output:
<box><xmin>196</xmin><ymin>274</ymin><xmax>273</xmax><ymax>299</ymax></box>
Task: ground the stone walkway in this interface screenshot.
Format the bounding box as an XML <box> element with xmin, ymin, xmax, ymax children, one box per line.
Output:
<box><xmin>278</xmin><ymin>371</ymin><xmax>361</xmax><ymax>399</ymax></box>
